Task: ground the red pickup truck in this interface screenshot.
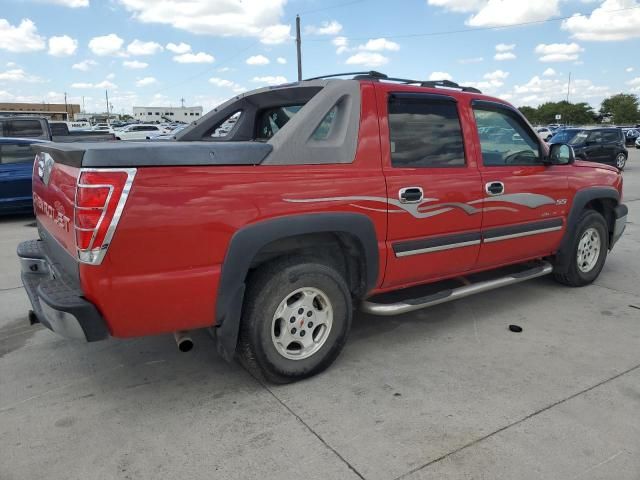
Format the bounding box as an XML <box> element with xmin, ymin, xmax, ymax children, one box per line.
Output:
<box><xmin>18</xmin><ymin>72</ymin><xmax>627</xmax><ymax>383</ymax></box>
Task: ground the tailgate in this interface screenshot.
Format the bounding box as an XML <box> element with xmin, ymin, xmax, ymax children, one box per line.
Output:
<box><xmin>31</xmin><ymin>144</ymin><xmax>83</xmax><ymax>257</ymax></box>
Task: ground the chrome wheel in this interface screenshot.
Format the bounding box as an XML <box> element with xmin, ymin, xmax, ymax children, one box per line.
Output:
<box><xmin>270</xmin><ymin>287</ymin><xmax>333</xmax><ymax>360</ymax></box>
<box><xmin>577</xmin><ymin>227</ymin><xmax>601</xmax><ymax>273</ymax></box>
<box><xmin>616</xmin><ymin>153</ymin><xmax>626</xmax><ymax>169</ymax></box>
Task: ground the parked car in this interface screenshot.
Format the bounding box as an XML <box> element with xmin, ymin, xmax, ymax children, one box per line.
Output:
<box><xmin>0</xmin><ymin>117</ymin><xmax>115</xmax><ymax>142</ymax></box>
<box><xmin>635</xmin><ymin>137</ymin><xmax>640</xmax><ymax>149</ymax></box>
<box><xmin>18</xmin><ymin>72</ymin><xmax>627</xmax><ymax>383</ymax></box>
<box><xmin>146</xmin><ymin>124</ymin><xmax>188</xmax><ymax>140</ymax></box>
<box><xmin>536</xmin><ymin>127</ymin><xmax>553</xmax><ymax>142</ymax></box>
<box><xmin>0</xmin><ymin>137</ymin><xmax>47</xmax><ymax>215</ymax></box>
<box><xmin>623</xmin><ymin>128</ymin><xmax>640</xmax><ymax>146</ymax></box>
<box><xmin>550</xmin><ymin>127</ymin><xmax>627</xmax><ymax>170</ymax></box>
<box><xmin>115</xmin><ymin>124</ymin><xmax>164</xmax><ymax>140</ymax></box>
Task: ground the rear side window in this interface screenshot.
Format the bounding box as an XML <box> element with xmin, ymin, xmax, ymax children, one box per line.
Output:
<box><xmin>211</xmin><ymin>111</ymin><xmax>242</xmax><ymax>138</ymax></box>
<box><xmin>388</xmin><ymin>97</ymin><xmax>465</xmax><ymax>168</ymax></box>
<box><xmin>9</xmin><ymin>120</ymin><xmax>43</xmax><ymax>138</ymax></box>
<box><xmin>1</xmin><ymin>144</ymin><xmax>34</xmax><ymax>164</ymax></box>
<box><xmin>601</xmin><ymin>130</ymin><xmax>621</xmax><ymax>143</ymax></box>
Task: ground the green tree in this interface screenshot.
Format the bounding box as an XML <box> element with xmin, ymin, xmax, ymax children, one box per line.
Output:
<box><xmin>518</xmin><ymin>106</ymin><xmax>539</xmax><ymax>124</ymax></box>
<box><xmin>535</xmin><ymin>101</ymin><xmax>596</xmax><ymax>125</ymax></box>
<box><xmin>600</xmin><ymin>94</ymin><xmax>639</xmax><ymax>125</ymax></box>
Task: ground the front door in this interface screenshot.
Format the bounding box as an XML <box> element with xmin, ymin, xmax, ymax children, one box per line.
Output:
<box><xmin>379</xmin><ymin>87</ymin><xmax>484</xmax><ymax>288</ymax></box>
<box><xmin>471</xmin><ymin>101</ymin><xmax>570</xmax><ymax>268</ymax></box>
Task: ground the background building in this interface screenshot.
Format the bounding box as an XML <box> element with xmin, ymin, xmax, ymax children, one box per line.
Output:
<box><xmin>0</xmin><ymin>102</ymin><xmax>80</xmax><ymax>120</ymax></box>
<box><xmin>132</xmin><ymin>105</ymin><xmax>203</xmax><ymax>123</ymax></box>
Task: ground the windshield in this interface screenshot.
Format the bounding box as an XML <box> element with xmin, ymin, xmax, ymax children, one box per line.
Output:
<box><xmin>568</xmin><ymin>131</ymin><xmax>589</xmax><ymax>145</ymax></box>
<box><xmin>550</xmin><ymin>129</ymin><xmax>580</xmax><ymax>144</ymax></box>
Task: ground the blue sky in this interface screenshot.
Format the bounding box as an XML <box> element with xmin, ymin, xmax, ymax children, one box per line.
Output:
<box><xmin>1</xmin><ymin>0</ymin><xmax>639</xmax><ymax>114</ymax></box>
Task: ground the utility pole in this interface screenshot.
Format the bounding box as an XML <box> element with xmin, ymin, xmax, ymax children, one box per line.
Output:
<box><xmin>82</xmin><ymin>96</ymin><xmax>85</xmax><ymax>113</ymax></box>
<box><xmin>64</xmin><ymin>92</ymin><xmax>68</xmax><ymax>120</ymax></box>
<box><xmin>105</xmin><ymin>90</ymin><xmax>110</xmax><ymax>125</ymax></box>
<box><xmin>296</xmin><ymin>15</ymin><xmax>302</xmax><ymax>81</ymax></box>
<box><xmin>566</xmin><ymin>72</ymin><xmax>571</xmax><ymax>103</ymax></box>
<box><xmin>180</xmin><ymin>97</ymin><xmax>185</xmax><ymax>108</ymax></box>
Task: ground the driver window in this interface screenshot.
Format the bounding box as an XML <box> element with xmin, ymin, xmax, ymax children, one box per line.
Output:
<box><xmin>587</xmin><ymin>131</ymin><xmax>602</xmax><ymax>144</ymax></box>
<box><xmin>473</xmin><ymin>108</ymin><xmax>541</xmax><ymax>166</ymax></box>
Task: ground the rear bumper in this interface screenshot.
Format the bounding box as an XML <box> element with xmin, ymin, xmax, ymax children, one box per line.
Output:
<box><xmin>611</xmin><ymin>204</ymin><xmax>627</xmax><ymax>248</ymax></box>
<box><xmin>17</xmin><ymin>239</ymin><xmax>109</xmax><ymax>342</ymax></box>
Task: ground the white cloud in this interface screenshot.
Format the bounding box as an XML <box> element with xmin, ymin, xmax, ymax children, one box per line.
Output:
<box><xmin>48</xmin><ymin>35</ymin><xmax>78</xmax><ymax>56</ymax></box>
<box><xmin>357</xmin><ymin>38</ymin><xmax>400</xmax><ymax>52</ymax></box>
<box><xmin>495</xmin><ymin>43</ymin><xmax>515</xmax><ymax>52</ymax></box>
<box><xmin>511</xmin><ymin>75</ymin><xmax>610</xmax><ymax>106</ymax></box>
<box><xmin>0</xmin><ymin>19</ymin><xmax>46</xmax><ymax>52</ymax></box>
<box><xmin>562</xmin><ymin>0</ymin><xmax>640</xmax><ymax>41</ymax></box>
<box><xmin>495</xmin><ymin>52</ymin><xmax>516</xmax><ymax>61</ymax></box>
<box><xmin>427</xmin><ymin>0</ymin><xmax>485</xmax><ymax>13</ymax></box>
<box><xmin>118</xmin><ymin>0</ymin><xmax>292</xmax><ymax>44</ymax></box>
<box><xmin>0</xmin><ymin>68</ymin><xmax>43</xmax><ymax>83</ymax></box>
<box><xmin>135</xmin><ymin>76</ymin><xmax>157</xmax><ymax>86</ymax></box>
<box><xmin>345</xmin><ymin>52</ymin><xmax>389</xmax><ymax>67</ymax></box>
<box><xmin>246</xmin><ymin>54</ymin><xmax>270</xmax><ymax>66</ymax></box>
<box><xmin>333</xmin><ymin>36</ymin><xmax>349</xmax><ymax>54</ymax></box>
<box><xmin>209</xmin><ymin>77</ymin><xmax>245</xmax><ymax>93</ymax></box>
<box><xmin>71</xmin><ymin>79</ymin><xmax>117</xmax><ymax>89</ymax></box>
<box><xmin>72</xmin><ymin>59</ymin><xmax>97</xmax><ymax>71</ymax></box>
<box><xmin>123</xmin><ymin>60</ymin><xmax>148</xmax><ymax>69</ymax></box>
<box><xmin>106</xmin><ymin>73</ymin><xmax>115</xmax><ymax>80</ymax></box>
<box><xmin>166</xmin><ymin>42</ymin><xmax>191</xmax><ymax>54</ymax></box>
<box><xmin>276</xmin><ymin>57</ymin><xmax>287</xmax><ymax>64</ymax></box>
<box><xmin>458</xmin><ymin>56</ymin><xmax>484</xmax><ymax>64</ymax></box>
<box><xmin>494</xmin><ymin>43</ymin><xmax>516</xmax><ymax>60</ymax></box>
<box><xmin>88</xmin><ymin>33</ymin><xmax>124</xmax><ymax>56</ymax></box>
<box><xmin>626</xmin><ymin>67</ymin><xmax>634</xmax><ymax>72</ymax></box>
<box><xmin>543</xmin><ymin>67</ymin><xmax>557</xmax><ymax>76</ymax></box>
<box><xmin>173</xmin><ymin>52</ymin><xmax>214</xmax><ymax>63</ymax></box>
<box><xmin>306</xmin><ymin>20</ymin><xmax>343</xmax><ymax>35</ymax></box>
<box><xmin>251</xmin><ymin>75</ymin><xmax>288</xmax><ymax>86</ymax></box>
<box><xmin>428</xmin><ymin>71</ymin><xmax>453</xmax><ymax>81</ymax></box>
<box><xmin>463</xmin><ymin>69</ymin><xmax>510</xmax><ymax>92</ymax></box>
<box><xmin>42</xmin><ymin>0</ymin><xmax>89</xmax><ymax>6</ymax></box>
<box><xmin>127</xmin><ymin>39</ymin><xmax>163</xmax><ymax>55</ymax></box>
<box><xmin>535</xmin><ymin>42</ymin><xmax>584</xmax><ymax>62</ymax></box>
<box><xmin>428</xmin><ymin>0</ymin><xmax>560</xmax><ymax>27</ymax></box>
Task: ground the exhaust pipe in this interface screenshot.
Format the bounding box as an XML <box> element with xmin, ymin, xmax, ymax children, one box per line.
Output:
<box><xmin>174</xmin><ymin>331</ymin><xmax>194</xmax><ymax>352</ymax></box>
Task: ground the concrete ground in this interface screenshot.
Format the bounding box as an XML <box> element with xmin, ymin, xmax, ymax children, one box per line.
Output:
<box><xmin>1</xmin><ymin>152</ymin><xmax>639</xmax><ymax>480</ymax></box>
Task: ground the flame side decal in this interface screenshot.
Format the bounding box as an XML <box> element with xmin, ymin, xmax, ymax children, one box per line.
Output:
<box><xmin>283</xmin><ymin>193</ymin><xmax>555</xmax><ymax>219</ymax></box>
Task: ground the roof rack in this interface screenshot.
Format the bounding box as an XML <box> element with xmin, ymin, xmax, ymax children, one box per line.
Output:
<box><xmin>303</xmin><ymin>71</ymin><xmax>481</xmax><ymax>94</ymax></box>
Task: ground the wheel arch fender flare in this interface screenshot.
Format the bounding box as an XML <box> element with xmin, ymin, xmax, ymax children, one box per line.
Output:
<box><xmin>214</xmin><ymin>212</ymin><xmax>380</xmax><ymax>361</ymax></box>
<box><xmin>554</xmin><ymin>187</ymin><xmax>619</xmax><ymax>273</ymax></box>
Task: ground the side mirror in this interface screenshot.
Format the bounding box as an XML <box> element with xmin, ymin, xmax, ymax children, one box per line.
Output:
<box><xmin>548</xmin><ymin>143</ymin><xmax>575</xmax><ymax>165</ymax></box>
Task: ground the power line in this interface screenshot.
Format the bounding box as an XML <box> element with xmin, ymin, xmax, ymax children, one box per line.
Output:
<box><xmin>305</xmin><ymin>5</ymin><xmax>640</xmax><ymax>42</ymax></box>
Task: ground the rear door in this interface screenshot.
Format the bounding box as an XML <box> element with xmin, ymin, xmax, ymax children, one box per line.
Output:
<box><xmin>601</xmin><ymin>129</ymin><xmax>622</xmax><ymax>162</ymax></box>
<box><xmin>379</xmin><ymin>87</ymin><xmax>484</xmax><ymax>288</ymax></box>
<box><xmin>0</xmin><ymin>142</ymin><xmax>35</xmax><ymax>207</ymax></box>
<box><xmin>471</xmin><ymin>101</ymin><xmax>569</xmax><ymax>268</ymax></box>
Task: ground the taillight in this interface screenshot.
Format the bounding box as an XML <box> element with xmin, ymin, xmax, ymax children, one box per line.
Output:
<box><xmin>74</xmin><ymin>168</ymin><xmax>136</xmax><ymax>265</ymax></box>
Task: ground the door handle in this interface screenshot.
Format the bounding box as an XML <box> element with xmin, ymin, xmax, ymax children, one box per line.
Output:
<box><xmin>485</xmin><ymin>181</ymin><xmax>504</xmax><ymax>196</ymax></box>
<box><xmin>399</xmin><ymin>186</ymin><xmax>423</xmax><ymax>204</ymax></box>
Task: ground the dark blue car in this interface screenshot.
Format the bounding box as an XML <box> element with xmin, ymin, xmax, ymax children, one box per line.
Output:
<box><xmin>0</xmin><ymin>137</ymin><xmax>48</xmax><ymax>215</ymax></box>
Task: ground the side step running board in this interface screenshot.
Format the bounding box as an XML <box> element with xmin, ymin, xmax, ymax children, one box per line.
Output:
<box><xmin>362</xmin><ymin>261</ymin><xmax>553</xmax><ymax>316</ymax></box>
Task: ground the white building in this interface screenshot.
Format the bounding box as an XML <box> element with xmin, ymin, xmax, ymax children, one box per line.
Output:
<box><xmin>132</xmin><ymin>106</ymin><xmax>203</xmax><ymax>123</ymax></box>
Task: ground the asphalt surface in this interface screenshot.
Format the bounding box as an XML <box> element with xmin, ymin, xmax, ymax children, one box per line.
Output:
<box><xmin>1</xmin><ymin>152</ymin><xmax>639</xmax><ymax>480</ymax></box>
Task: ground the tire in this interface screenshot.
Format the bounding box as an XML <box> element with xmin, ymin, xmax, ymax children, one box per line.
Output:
<box><xmin>554</xmin><ymin>209</ymin><xmax>608</xmax><ymax>287</ymax></box>
<box><xmin>238</xmin><ymin>257</ymin><xmax>353</xmax><ymax>384</ymax></box>
<box><xmin>615</xmin><ymin>153</ymin><xmax>627</xmax><ymax>171</ymax></box>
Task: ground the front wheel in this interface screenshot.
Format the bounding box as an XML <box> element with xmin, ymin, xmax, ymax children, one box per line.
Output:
<box><xmin>554</xmin><ymin>209</ymin><xmax>608</xmax><ymax>287</ymax></box>
<box><xmin>615</xmin><ymin>153</ymin><xmax>627</xmax><ymax>170</ymax></box>
<box><xmin>238</xmin><ymin>257</ymin><xmax>352</xmax><ymax>383</ymax></box>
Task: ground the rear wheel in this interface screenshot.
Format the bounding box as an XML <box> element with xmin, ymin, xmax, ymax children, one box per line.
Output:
<box><xmin>554</xmin><ymin>209</ymin><xmax>608</xmax><ymax>287</ymax></box>
<box><xmin>238</xmin><ymin>257</ymin><xmax>352</xmax><ymax>383</ymax></box>
<box><xmin>615</xmin><ymin>153</ymin><xmax>627</xmax><ymax>170</ymax></box>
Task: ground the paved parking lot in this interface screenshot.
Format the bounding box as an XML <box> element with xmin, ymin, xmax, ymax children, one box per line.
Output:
<box><xmin>1</xmin><ymin>152</ymin><xmax>639</xmax><ymax>480</ymax></box>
